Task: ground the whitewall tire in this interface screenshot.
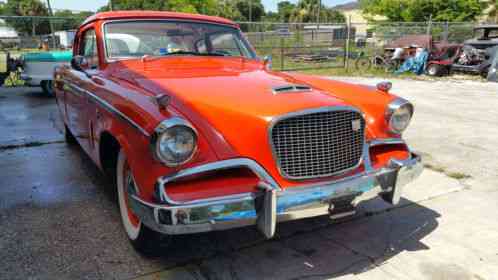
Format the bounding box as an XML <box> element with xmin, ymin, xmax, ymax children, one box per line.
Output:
<box><xmin>116</xmin><ymin>150</ymin><xmax>162</xmax><ymax>254</ymax></box>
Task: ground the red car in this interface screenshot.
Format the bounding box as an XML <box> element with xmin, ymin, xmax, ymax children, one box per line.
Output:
<box><xmin>54</xmin><ymin>11</ymin><xmax>423</xmax><ymax>254</ymax></box>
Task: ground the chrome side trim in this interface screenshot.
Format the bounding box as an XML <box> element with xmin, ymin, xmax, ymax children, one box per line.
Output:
<box><xmin>268</xmin><ymin>106</ymin><xmax>366</xmax><ymax>180</ymax></box>
<box><xmin>63</xmin><ymin>80</ymin><xmax>150</xmax><ymax>137</ymax></box>
<box><xmin>157</xmin><ymin>158</ymin><xmax>281</xmax><ymax>205</ymax></box>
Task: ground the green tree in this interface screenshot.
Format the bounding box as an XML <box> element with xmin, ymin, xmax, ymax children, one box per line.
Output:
<box><xmin>1</xmin><ymin>0</ymin><xmax>50</xmax><ymax>35</ymax></box>
<box><xmin>98</xmin><ymin>0</ymin><xmax>218</xmax><ymax>15</ymax></box>
<box><xmin>234</xmin><ymin>0</ymin><xmax>265</xmax><ymax>21</ymax></box>
<box><xmin>289</xmin><ymin>0</ymin><xmax>345</xmax><ymax>23</ymax></box>
<box><xmin>53</xmin><ymin>10</ymin><xmax>93</xmax><ymax>31</ymax></box>
<box><xmin>217</xmin><ymin>1</ymin><xmax>243</xmax><ymax>21</ymax></box>
<box><xmin>360</xmin><ymin>0</ymin><xmax>485</xmax><ymax>22</ymax></box>
<box><xmin>277</xmin><ymin>1</ymin><xmax>296</xmax><ymax>22</ymax></box>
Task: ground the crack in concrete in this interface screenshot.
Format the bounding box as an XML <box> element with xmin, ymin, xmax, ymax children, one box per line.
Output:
<box><xmin>0</xmin><ymin>140</ymin><xmax>64</xmax><ymax>151</ymax></box>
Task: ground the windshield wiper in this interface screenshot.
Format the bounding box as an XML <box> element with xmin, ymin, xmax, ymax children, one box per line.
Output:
<box><xmin>162</xmin><ymin>51</ymin><xmax>226</xmax><ymax>57</ymax></box>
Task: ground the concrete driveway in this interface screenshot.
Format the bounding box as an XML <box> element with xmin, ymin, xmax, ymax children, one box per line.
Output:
<box><xmin>0</xmin><ymin>78</ymin><xmax>496</xmax><ymax>280</ymax></box>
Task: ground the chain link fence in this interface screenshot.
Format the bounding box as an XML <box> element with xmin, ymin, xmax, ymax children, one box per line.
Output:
<box><xmin>0</xmin><ymin>16</ymin><xmax>479</xmax><ymax>71</ymax></box>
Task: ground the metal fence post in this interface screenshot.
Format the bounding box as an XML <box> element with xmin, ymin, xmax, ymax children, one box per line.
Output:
<box><xmin>443</xmin><ymin>21</ymin><xmax>449</xmax><ymax>41</ymax></box>
<box><xmin>280</xmin><ymin>36</ymin><xmax>284</xmax><ymax>71</ymax></box>
<box><xmin>344</xmin><ymin>16</ymin><xmax>351</xmax><ymax>70</ymax></box>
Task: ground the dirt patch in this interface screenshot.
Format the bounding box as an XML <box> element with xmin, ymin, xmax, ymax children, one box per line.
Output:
<box><xmin>424</xmin><ymin>163</ymin><xmax>472</xmax><ymax>181</ymax></box>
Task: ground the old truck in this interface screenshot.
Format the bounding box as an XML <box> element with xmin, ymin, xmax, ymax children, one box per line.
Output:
<box><xmin>54</xmin><ymin>11</ymin><xmax>423</xmax><ymax>254</ymax></box>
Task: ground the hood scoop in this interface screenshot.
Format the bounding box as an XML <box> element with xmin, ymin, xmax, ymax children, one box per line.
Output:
<box><xmin>272</xmin><ymin>84</ymin><xmax>312</xmax><ymax>94</ymax></box>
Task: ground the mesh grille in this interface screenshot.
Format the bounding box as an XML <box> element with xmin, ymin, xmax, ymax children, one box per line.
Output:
<box><xmin>271</xmin><ymin>109</ymin><xmax>365</xmax><ymax>179</ymax></box>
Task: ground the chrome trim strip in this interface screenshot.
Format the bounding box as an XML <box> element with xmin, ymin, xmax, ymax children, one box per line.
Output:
<box><xmin>63</xmin><ymin>79</ymin><xmax>150</xmax><ymax>137</ymax></box>
<box><xmin>156</xmin><ymin>137</ymin><xmax>404</xmax><ymax>206</ymax></box>
<box><xmin>368</xmin><ymin>138</ymin><xmax>406</xmax><ymax>147</ymax></box>
<box><xmin>157</xmin><ymin>158</ymin><xmax>281</xmax><ymax>205</ymax></box>
<box><xmin>268</xmin><ymin>106</ymin><xmax>366</xmax><ymax>180</ymax></box>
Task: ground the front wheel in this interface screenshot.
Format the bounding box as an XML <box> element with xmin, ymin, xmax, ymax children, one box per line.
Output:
<box><xmin>116</xmin><ymin>150</ymin><xmax>164</xmax><ymax>255</ymax></box>
<box><xmin>355</xmin><ymin>57</ymin><xmax>371</xmax><ymax>72</ymax></box>
<box><xmin>41</xmin><ymin>80</ymin><xmax>54</xmax><ymax>96</ymax></box>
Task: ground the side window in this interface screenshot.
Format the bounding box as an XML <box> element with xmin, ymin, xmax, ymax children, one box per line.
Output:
<box><xmin>79</xmin><ymin>29</ymin><xmax>98</xmax><ymax>69</ymax></box>
<box><xmin>209</xmin><ymin>33</ymin><xmax>244</xmax><ymax>56</ymax></box>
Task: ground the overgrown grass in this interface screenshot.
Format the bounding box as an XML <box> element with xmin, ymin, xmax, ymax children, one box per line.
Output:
<box><xmin>292</xmin><ymin>66</ymin><xmax>417</xmax><ymax>79</ymax></box>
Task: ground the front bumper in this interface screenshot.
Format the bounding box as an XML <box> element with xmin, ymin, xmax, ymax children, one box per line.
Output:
<box><xmin>129</xmin><ymin>151</ymin><xmax>423</xmax><ymax>238</ymax></box>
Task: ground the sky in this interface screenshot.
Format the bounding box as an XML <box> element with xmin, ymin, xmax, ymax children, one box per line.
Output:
<box><xmin>45</xmin><ymin>0</ymin><xmax>355</xmax><ymax>13</ymax></box>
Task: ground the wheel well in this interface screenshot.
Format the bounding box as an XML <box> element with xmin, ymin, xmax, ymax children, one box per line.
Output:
<box><xmin>99</xmin><ymin>132</ymin><xmax>121</xmax><ymax>180</ymax></box>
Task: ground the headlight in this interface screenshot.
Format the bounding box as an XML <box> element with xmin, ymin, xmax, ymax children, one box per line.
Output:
<box><xmin>151</xmin><ymin>117</ymin><xmax>197</xmax><ymax>167</ymax></box>
<box><xmin>386</xmin><ymin>98</ymin><xmax>414</xmax><ymax>134</ymax></box>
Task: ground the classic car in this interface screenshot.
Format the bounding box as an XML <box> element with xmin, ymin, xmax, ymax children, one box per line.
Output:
<box><xmin>21</xmin><ymin>51</ymin><xmax>73</xmax><ymax>95</ymax></box>
<box><xmin>54</xmin><ymin>11</ymin><xmax>423</xmax><ymax>254</ymax></box>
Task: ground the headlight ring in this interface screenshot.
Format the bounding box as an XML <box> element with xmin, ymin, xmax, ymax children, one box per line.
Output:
<box><xmin>386</xmin><ymin>98</ymin><xmax>414</xmax><ymax>135</ymax></box>
<box><xmin>151</xmin><ymin>117</ymin><xmax>198</xmax><ymax>167</ymax></box>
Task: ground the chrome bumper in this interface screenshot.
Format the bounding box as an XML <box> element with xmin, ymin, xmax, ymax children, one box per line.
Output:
<box><xmin>129</xmin><ymin>152</ymin><xmax>423</xmax><ymax>238</ymax></box>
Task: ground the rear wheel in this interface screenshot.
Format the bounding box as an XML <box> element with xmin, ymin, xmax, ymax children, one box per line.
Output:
<box><xmin>116</xmin><ymin>150</ymin><xmax>163</xmax><ymax>255</ymax></box>
<box><xmin>41</xmin><ymin>80</ymin><xmax>54</xmax><ymax>96</ymax></box>
<box><xmin>426</xmin><ymin>64</ymin><xmax>446</xmax><ymax>77</ymax></box>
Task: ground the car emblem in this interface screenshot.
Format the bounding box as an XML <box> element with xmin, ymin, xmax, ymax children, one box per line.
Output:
<box><xmin>352</xmin><ymin>119</ymin><xmax>361</xmax><ymax>131</ymax></box>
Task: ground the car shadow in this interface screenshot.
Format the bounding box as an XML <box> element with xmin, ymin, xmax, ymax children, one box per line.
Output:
<box><xmin>145</xmin><ymin>198</ymin><xmax>439</xmax><ymax>279</ymax></box>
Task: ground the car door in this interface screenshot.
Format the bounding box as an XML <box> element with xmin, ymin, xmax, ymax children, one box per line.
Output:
<box><xmin>65</xmin><ymin>27</ymin><xmax>99</xmax><ymax>153</ymax></box>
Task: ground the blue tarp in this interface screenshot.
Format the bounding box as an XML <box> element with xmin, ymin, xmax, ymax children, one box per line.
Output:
<box><xmin>395</xmin><ymin>50</ymin><xmax>429</xmax><ymax>75</ymax></box>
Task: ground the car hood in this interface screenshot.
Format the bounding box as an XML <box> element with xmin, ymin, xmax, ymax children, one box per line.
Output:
<box><xmin>108</xmin><ymin>57</ymin><xmax>393</xmax><ymax>185</ymax></box>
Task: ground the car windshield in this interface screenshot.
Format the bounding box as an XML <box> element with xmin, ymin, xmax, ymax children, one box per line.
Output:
<box><xmin>475</xmin><ymin>28</ymin><xmax>498</xmax><ymax>39</ymax></box>
<box><xmin>104</xmin><ymin>20</ymin><xmax>255</xmax><ymax>60</ymax></box>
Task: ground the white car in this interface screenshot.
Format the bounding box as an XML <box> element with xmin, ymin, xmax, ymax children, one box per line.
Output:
<box><xmin>20</xmin><ymin>51</ymin><xmax>72</xmax><ymax>95</ymax></box>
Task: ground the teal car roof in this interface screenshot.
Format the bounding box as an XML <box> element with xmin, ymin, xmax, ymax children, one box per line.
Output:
<box><xmin>22</xmin><ymin>51</ymin><xmax>73</xmax><ymax>62</ymax></box>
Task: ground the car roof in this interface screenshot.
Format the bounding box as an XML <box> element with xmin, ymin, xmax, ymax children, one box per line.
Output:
<box><xmin>81</xmin><ymin>11</ymin><xmax>238</xmax><ymax>27</ymax></box>
<box><xmin>474</xmin><ymin>24</ymin><xmax>498</xmax><ymax>30</ymax></box>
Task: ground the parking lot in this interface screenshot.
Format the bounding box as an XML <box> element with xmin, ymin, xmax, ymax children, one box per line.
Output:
<box><xmin>0</xmin><ymin>77</ymin><xmax>497</xmax><ymax>280</ymax></box>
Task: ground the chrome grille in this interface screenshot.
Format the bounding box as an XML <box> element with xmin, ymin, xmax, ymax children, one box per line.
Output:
<box><xmin>271</xmin><ymin>109</ymin><xmax>365</xmax><ymax>179</ymax></box>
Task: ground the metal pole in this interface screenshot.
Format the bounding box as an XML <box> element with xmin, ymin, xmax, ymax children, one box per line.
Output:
<box><xmin>249</xmin><ymin>0</ymin><xmax>252</xmax><ymax>22</ymax></box>
<box><xmin>109</xmin><ymin>0</ymin><xmax>114</xmax><ymax>11</ymax></box>
<box><xmin>345</xmin><ymin>15</ymin><xmax>351</xmax><ymax>70</ymax></box>
<box><xmin>317</xmin><ymin>0</ymin><xmax>321</xmax><ymax>26</ymax></box>
<box><xmin>427</xmin><ymin>14</ymin><xmax>433</xmax><ymax>35</ymax></box>
<box><xmin>46</xmin><ymin>0</ymin><xmax>56</xmax><ymax>49</ymax></box>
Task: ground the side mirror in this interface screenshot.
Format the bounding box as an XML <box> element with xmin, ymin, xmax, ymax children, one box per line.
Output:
<box><xmin>71</xmin><ymin>55</ymin><xmax>89</xmax><ymax>72</ymax></box>
<box><xmin>263</xmin><ymin>55</ymin><xmax>272</xmax><ymax>70</ymax></box>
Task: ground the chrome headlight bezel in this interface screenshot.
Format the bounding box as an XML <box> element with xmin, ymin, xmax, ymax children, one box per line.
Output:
<box><xmin>386</xmin><ymin>98</ymin><xmax>414</xmax><ymax>135</ymax></box>
<box><xmin>150</xmin><ymin>117</ymin><xmax>198</xmax><ymax>167</ymax></box>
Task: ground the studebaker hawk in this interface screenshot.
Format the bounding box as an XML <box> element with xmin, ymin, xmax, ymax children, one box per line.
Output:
<box><xmin>54</xmin><ymin>11</ymin><xmax>423</xmax><ymax>254</ymax></box>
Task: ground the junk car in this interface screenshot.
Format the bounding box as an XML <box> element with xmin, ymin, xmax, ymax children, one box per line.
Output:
<box><xmin>54</xmin><ymin>11</ymin><xmax>423</xmax><ymax>253</ymax></box>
